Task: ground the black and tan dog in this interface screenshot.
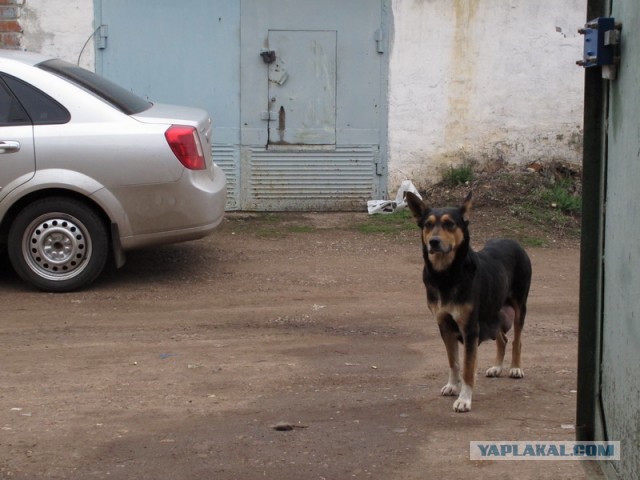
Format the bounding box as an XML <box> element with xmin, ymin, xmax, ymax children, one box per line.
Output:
<box><xmin>405</xmin><ymin>191</ymin><xmax>531</xmax><ymax>413</ymax></box>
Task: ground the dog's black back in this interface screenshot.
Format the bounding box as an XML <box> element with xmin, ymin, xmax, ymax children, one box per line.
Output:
<box><xmin>472</xmin><ymin>239</ymin><xmax>531</xmax><ymax>342</ymax></box>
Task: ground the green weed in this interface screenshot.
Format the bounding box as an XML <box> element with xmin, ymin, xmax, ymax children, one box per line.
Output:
<box><xmin>442</xmin><ymin>164</ymin><xmax>474</xmax><ymax>187</ymax></box>
<box><xmin>518</xmin><ymin>237</ymin><xmax>547</xmax><ymax>248</ymax></box>
<box><xmin>287</xmin><ymin>225</ymin><xmax>315</xmax><ymax>234</ymax></box>
<box><xmin>539</xmin><ymin>180</ymin><xmax>582</xmax><ymax>214</ymax></box>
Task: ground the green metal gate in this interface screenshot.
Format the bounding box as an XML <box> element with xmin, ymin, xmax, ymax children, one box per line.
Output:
<box><xmin>578</xmin><ymin>0</ymin><xmax>640</xmax><ymax>478</ymax></box>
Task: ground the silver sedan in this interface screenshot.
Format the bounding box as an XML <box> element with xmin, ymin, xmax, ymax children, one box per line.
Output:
<box><xmin>0</xmin><ymin>50</ymin><xmax>226</xmax><ymax>292</ymax></box>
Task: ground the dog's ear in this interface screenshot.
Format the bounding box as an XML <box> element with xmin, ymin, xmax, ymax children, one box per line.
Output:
<box><xmin>405</xmin><ymin>191</ymin><xmax>427</xmax><ymax>225</ymax></box>
<box><xmin>460</xmin><ymin>191</ymin><xmax>472</xmax><ymax>220</ymax></box>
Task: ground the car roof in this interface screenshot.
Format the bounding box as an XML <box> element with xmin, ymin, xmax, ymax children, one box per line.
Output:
<box><xmin>0</xmin><ymin>49</ymin><xmax>54</xmax><ymax>67</ymax></box>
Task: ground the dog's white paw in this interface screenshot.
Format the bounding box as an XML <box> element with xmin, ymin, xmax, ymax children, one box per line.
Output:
<box><xmin>440</xmin><ymin>383</ymin><xmax>460</xmax><ymax>396</ymax></box>
<box><xmin>486</xmin><ymin>366</ymin><xmax>503</xmax><ymax>377</ymax></box>
<box><xmin>509</xmin><ymin>367</ymin><xmax>524</xmax><ymax>378</ymax></box>
<box><xmin>452</xmin><ymin>382</ymin><xmax>473</xmax><ymax>412</ymax></box>
<box><xmin>453</xmin><ymin>397</ymin><xmax>472</xmax><ymax>413</ymax></box>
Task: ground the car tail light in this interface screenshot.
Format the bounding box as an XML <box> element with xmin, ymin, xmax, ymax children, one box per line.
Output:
<box><xmin>165</xmin><ymin>125</ymin><xmax>206</xmax><ymax>170</ymax></box>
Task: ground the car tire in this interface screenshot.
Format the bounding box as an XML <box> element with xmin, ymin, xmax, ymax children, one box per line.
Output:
<box><xmin>8</xmin><ymin>197</ymin><xmax>109</xmax><ymax>292</ymax></box>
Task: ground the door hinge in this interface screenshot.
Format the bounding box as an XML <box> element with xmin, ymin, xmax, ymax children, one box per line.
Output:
<box><xmin>97</xmin><ymin>25</ymin><xmax>108</xmax><ymax>50</ymax></box>
<box><xmin>374</xmin><ymin>29</ymin><xmax>385</xmax><ymax>54</ymax></box>
<box><xmin>577</xmin><ymin>18</ymin><xmax>622</xmax><ymax>80</ymax></box>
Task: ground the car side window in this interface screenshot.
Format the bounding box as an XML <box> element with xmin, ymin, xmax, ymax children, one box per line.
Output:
<box><xmin>1</xmin><ymin>74</ymin><xmax>70</xmax><ymax>125</ymax></box>
<box><xmin>0</xmin><ymin>79</ymin><xmax>31</xmax><ymax>126</ymax></box>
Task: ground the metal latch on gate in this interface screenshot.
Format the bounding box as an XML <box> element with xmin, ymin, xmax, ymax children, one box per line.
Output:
<box><xmin>97</xmin><ymin>25</ymin><xmax>108</xmax><ymax>50</ymax></box>
<box><xmin>577</xmin><ymin>17</ymin><xmax>622</xmax><ymax>80</ymax></box>
<box><xmin>260</xmin><ymin>50</ymin><xmax>276</xmax><ymax>64</ymax></box>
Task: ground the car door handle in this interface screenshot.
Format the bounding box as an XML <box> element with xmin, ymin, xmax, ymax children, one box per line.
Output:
<box><xmin>0</xmin><ymin>140</ymin><xmax>20</xmax><ymax>153</ymax></box>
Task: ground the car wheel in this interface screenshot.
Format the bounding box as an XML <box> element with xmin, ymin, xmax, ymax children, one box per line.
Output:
<box><xmin>8</xmin><ymin>197</ymin><xmax>109</xmax><ymax>292</ymax></box>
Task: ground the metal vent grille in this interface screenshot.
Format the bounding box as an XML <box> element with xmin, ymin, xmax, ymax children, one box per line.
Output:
<box><xmin>212</xmin><ymin>145</ymin><xmax>239</xmax><ymax>210</ymax></box>
<box><xmin>246</xmin><ymin>146</ymin><xmax>377</xmax><ymax>211</ymax></box>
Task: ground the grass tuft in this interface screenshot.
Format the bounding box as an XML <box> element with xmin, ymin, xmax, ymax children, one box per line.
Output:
<box><xmin>539</xmin><ymin>179</ymin><xmax>582</xmax><ymax>214</ymax></box>
<box><xmin>442</xmin><ymin>164</ymin><xmax>474</xmax><ymax>187</ymax></box>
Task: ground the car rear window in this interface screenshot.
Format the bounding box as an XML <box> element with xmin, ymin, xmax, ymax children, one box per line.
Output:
<box><xmin>0</xmin><ymin>79</ymin><xmax>31</xmax><ymax>125</ymax></box>
<box><xmin>37</xmin><ymin>59</ymin><xmax>152</xmax><ymax>115</ymax></box>
<box><xmin>2</xmin><ymin>74</ymin><xmax>70</xmax><ymax>125</ymax></box>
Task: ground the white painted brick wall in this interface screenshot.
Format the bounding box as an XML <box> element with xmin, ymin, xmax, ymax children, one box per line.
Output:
<box><xmin>388</xmin><ymin>0</ymin><xmax>585</xmax><ymax>190</ymax></box>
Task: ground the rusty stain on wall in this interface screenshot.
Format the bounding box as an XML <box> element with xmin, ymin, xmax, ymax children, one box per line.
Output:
<box><xmin>445</xmin><ymin>0</ymin><xmax>479</xmax><ymax>147</ymax></box>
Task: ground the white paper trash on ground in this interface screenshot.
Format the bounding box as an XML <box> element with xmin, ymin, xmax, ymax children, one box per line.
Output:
<box><xmin>367</xmin><ymin>180</ymin><xmax>422</xmax><ymax>214</ymax></box>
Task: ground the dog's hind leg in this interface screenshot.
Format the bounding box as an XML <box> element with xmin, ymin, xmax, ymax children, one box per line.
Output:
<box><xmin>486</xmin><ymin>306</ymin><xmax>513</xmax><ymax>377</ymax></box>
<box><xmin>509</xmin><ymin>304</ymin><xmax>525</xmax><ymax>378</ymax></box>
<box><xmin>486</xmin><ymin>331</ymin><xmax>508</xmax><ymax>377</ymax></box>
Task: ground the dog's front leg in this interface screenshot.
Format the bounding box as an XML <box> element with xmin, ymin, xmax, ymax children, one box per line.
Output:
<box><xmin>438</xmin><ymin>316</ymin><xmax>461</xmax><ymax>396</ymax></box>
<box><xmin>452</xmin><ymin>337</ymin><xmax>477</xmax><ymax>412</ymax></box>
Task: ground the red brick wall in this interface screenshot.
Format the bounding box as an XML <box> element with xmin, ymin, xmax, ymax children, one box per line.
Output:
<box><xmin>0</xmin><ymin>0</ymin><xmax>22</xmax><ymax>49</ymax></box>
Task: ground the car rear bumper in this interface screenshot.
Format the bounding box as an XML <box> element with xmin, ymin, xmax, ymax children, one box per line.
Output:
<box><xmin>115</xmin><ymin>164</ymin><xmax>227</xmax><ymax>251</ymax></box>
<box><xmin>119</xmin><ymin>214</ymin><xmax>225</xmax><ymax>251</ymax></box>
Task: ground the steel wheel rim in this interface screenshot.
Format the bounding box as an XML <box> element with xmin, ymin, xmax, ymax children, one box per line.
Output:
<box><xmin>21</xmin><ymin>213</ymin><xmax>93</xmax><ymax>282</ymax></box>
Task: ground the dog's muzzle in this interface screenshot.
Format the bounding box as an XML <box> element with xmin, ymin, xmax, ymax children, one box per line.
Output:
<box><xmin>428</xmin><ymin>237</ymin><xmax>451</xmax><ymax>254</ymax></box>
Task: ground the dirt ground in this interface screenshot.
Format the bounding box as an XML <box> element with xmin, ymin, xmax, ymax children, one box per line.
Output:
<box><xmin>0</xmin><ymin>210</ymin><xmax>602</xmax><ymax>479</ymax></box>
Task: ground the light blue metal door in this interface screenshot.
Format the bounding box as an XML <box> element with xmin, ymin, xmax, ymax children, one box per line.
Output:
<box><xmin>267</xmin><ymin>30</ymin><xmax>336</xmax><ymax>146</ymax></box>
<box><xmin>240</xmin><ymin>0</ymin><xmax>389</xmax><ymax>210</ymax></box>
<box><xmin>95</xmin><ymin>0</ymin><xmax>389</xmax><ymax>211</ymax></box>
